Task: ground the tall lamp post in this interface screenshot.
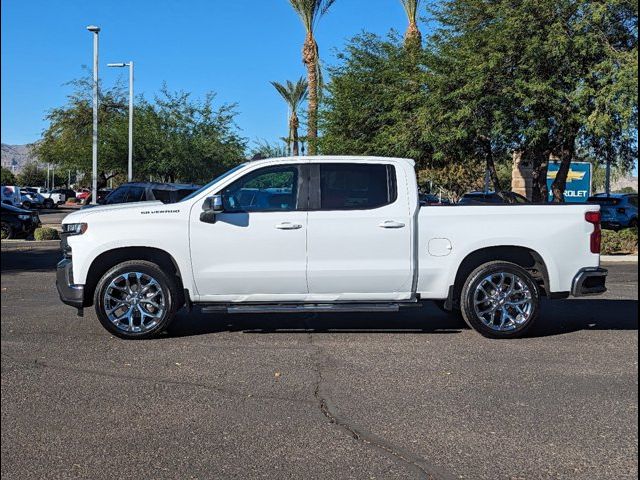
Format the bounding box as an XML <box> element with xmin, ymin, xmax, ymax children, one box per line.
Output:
<box><xmin>86</xmin><ymin>25</ymin><xmax>100</xmax><ymax>204</ymax></box>
<box><xmin>107</xmin><ymin>61</ymin><xmax>134</xmax><ymax>182</ymax></box>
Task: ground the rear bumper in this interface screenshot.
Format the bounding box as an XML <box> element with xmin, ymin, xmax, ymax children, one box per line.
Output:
<box><xmin>571</xmin><ymin>267</ymin><xmax>608</xmax><ymax>297</ymax></box>
<box><xmin>56</xmin><ymin>258</ymin><xmax>84</xmax><ymax>308</ymax></box>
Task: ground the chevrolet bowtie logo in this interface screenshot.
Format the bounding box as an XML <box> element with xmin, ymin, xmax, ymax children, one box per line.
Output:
<box><xmin>547</xmin><ymin>168</ymin><xmax>587</xmax><ymax>183</ymax></box>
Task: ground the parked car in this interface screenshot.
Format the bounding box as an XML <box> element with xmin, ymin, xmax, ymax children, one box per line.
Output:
<box><xmin>52</xmin><ymin>188</ymin><xmax>77</xmax><ymax>200</ymax></box>
<box><xmin>57</xmin><ymin>156</ymin><xmax>606</xmax><ymax>340</ymax></box>
<box><xmin>419</xmin><ymin>193</ymin><xmax>452</xmax><ymax>206</ymax></box>
<box><xmin>458</xmin><ymin>191</ymin><xmax>530</xmax><ymax>205</ymax></box>
<box><xmin>75</xmin><ymin>189</ymin><xmax>92</xmax><ymax>202</ymax></box>
<box><xmin>1</xmin><ymin>203</ymin><xmax>41</xmax><ymax>239</ymax></box>
<box><xmin>587</xmin><ymin>193</ymin><xmax>638</xmax><ymax>229</ymax></box>
<box><xmin>1</xmin><ymin>185</ymin><xmax>22</xmax><ymax>206</ymax></box>
<box><xmin>19</xmin><ymin>190</ymin><xmax>46</xmax><ymax>209</ymax></box>
<box><xmin>82</xmin><ymin>182</ymin><xmax>200</xmax><ymax>209</ymax></box>
<box><xmin>22</xmin><ymin>187</ymin><xmax>65</xmax><ymax>209</ymax></box>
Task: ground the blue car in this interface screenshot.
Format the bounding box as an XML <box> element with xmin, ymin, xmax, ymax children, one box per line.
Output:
<box><xmin>588</xmin><ymin>193</ymin><xmax>638</xmax><ymax>230</ymax></box>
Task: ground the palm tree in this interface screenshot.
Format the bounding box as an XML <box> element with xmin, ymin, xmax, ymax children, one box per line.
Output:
<box><xmin>288</xmin><ymin>0</ymin><xmax>336</xmax><ymax>155</ymax></box>
<box><xmin>271</xmin><ymin>77</ymin><xmax>308</xmax><ymax>156</ymax></box>
<box><xmin>399</xmin><ymin>0</ymin><xmax>422</xmax><ymax>47</ymax></box>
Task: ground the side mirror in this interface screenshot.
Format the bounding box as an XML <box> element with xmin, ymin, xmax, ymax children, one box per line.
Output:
<box><xmin>200</xmin><ymin>194</ymin><xmax>224</xmax><ymax>223</ymax></box>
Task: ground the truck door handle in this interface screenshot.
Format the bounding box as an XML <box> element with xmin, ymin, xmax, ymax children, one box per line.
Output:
<box><xmin>275</xmin><ymin>222</ymin><xmax>302</xmax><ymax>230</ymax></box>
<box><xmin>378</xmin><ymin>220</ymin><xmax>405</xmax><ymax>229</ymax></box>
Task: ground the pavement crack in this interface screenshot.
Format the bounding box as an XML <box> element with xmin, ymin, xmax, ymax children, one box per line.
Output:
<box><xmin>304</xmin><ymin>321</ymin><xmax>455</xmax><ymax>480</ymax></box>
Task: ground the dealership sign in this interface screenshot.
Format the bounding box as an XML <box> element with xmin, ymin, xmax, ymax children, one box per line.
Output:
<box><xmin>547</xmin><ymin>162</ymin><xmax>592</xmax><ymax>203</ymax></box>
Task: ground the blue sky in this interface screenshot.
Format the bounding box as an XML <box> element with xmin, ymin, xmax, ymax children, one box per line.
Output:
<box><xmin>1</xmin><ymin>0</ymin><xmax>417</xmax><ymax>147</ymax></box>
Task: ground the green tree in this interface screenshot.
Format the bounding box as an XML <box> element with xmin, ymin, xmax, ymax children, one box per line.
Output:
<box><xmin>35</xmin><ymin>75</ymin><xmax>129</xmax><ymax>189</ymax></box>
<box><xmin>133</xmin><ymin>87</ymin><xmax>247</xmax><ymax>183</ymax></box>
<box><xmin>426</xmin><ymin>0</ymin><xmax>637</xmax><ymax>201</ymax></box>
<box><xmin>35</xmin><ymin>76</ymin><xmax>246</xmax><ymax>187</ymax></box>
<box><xmin>16</xmin><ymin>164</ymin><xmax>47</xmax><ymax>187</ymax></box>
<box><xmin>270</xmin><ymin>77</ymin><xmax>308</xmax><ymax>156</ymax></box>
<box><xmin>288</xmin><ymin>0</ymin><xmax>337</xmax><ymax>155</ymax></box>
<box><xmin>1</xmin><ymin>167</ymin><xmax>16</xmax><ymax>185</ymax></box>
<box><xmin>319</xmin><ymin>33</ymin><xmax>432</xmax><ymax>169</ymax></box>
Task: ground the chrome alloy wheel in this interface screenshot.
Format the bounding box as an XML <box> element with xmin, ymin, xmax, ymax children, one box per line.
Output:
<box><xmin>103</xmin><ymin>272</ymin><xmax>166</xmax><ymax>333</ymax></box>
<box><xmin>472</xmin><ymin>272</ymin><xmax>533</xmax><ymax>332</ymax></box>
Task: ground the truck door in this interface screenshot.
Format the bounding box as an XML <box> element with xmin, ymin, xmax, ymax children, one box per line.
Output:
<box><xmin>189</xmin><ymin>164</ymin><xmax>309</xmax><ymax>301</ymax></box>
<box><xmin>306</xmin><ymin>162</ymin><xmax>414</xmax><ymax>300</ymax></box>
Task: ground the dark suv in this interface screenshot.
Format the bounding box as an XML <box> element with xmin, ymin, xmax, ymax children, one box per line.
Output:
<box><xmin>1</xmin><ymin>203</ymin><xmax>41</xmax><ymax>239</ymax></box>
<box><xmin>83</xmin><ymin>182</ymin><xmax>200</xmax><ymax>208</ymax></box>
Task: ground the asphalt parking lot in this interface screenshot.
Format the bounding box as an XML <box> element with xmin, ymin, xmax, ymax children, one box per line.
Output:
<box><xmin>1</xmin><ymin>245</ymin><xmax>637</xmax><ymax>480</ymax></box>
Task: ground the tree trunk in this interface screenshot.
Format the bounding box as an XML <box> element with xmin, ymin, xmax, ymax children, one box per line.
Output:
<box><xmin>290</xmin><ymin>111</ymin><xmax>300</xmax><ymax>156</ymax></box>
<box><xmin>482</xmin><ymin>138</ymin><xmax>501</xmax><ymax>191</ymax></box>
<box><xmin>550</xmin><ymin>135</ymin><xmax>576</xmax><ymax>203</ymax></box>
<box><xmin>530</xmin><ymin>143</ymin><xmax>551</xmax><ymax>203</ymax></box>
<box><xmin>303</xmin><ymin>33</ymin><xmax>318</xmax><ymax>155</ymax></box>
<box><xmin>404</xmin><ymin>21</ymin><xmax>422</xmax><ymax>48</ymax></box>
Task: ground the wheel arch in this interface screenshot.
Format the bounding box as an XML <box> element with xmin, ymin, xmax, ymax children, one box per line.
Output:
<box><xmin>83</xmin><ymin>247</ymin><xmax>185</xmax><ymax>307</ymax></box>
<box><xmin>446</xmin><ymin>245</ymin><xmax>550</xmax><ymax>310</ymax></box>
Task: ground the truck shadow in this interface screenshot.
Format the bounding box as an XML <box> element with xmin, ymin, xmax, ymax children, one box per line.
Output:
<box><xmin>167</xmin><ymin>298</ymin><xmax>638</xmax><ymax>338</ymax></box>
<box><xmin>0</xmin><ymin>247</ymin><xmax>59</xmax><ymax>273</ymax></box>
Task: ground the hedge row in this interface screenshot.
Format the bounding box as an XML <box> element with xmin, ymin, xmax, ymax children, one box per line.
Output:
<box><xmin>601</xmin><ymin>228</ymin><xmax>638</xmax><ymax>255</ymax></box>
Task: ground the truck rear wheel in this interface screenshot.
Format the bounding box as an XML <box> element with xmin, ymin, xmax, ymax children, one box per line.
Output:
<box><xmin>460</xmin><ymin>261</ymin><xmax>539</xmax><ymax>339</ymax></box>
<box><xmin>94</xmin><ymin>260</ymin><xmax>180</xmax><ymax>339</ymax></box>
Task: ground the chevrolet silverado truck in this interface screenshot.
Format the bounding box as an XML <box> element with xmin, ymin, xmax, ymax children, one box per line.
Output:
<box><xmin>56</xmin><ymin>156</ymin><xmax>607</xmax><ymax>339</ymax></box>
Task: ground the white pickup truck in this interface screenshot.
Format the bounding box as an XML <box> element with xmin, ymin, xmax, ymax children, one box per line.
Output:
<box><xmin>57</xmin><ymin>156</ymin><xmax>607</xmax><ymax>339</ymax></box>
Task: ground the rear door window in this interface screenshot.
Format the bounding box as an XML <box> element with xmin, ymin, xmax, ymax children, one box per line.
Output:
<box><xmin>151</xmin><ymin>189</ymin><xmax>173</xmax><ymax>203</ymax></box>
<box><xmin>317</xmin><ymin>163</ymin><xmax>396</xmax><ymax>210</ymax></box>
<box><xmin>125</xmin><ymin>186</ymin><xmax>146</xmax><ymax>203</ymax></box>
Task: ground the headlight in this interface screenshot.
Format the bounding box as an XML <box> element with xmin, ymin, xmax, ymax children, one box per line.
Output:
<box><xmin>18</xmin><ymin>214</ymin><xmax>30</xmax><ymax>220</ymax></box>
<box><xmin>62</xmin><ymin>223</ymin><xmax>88</xmax><ymax>235</ymax></box>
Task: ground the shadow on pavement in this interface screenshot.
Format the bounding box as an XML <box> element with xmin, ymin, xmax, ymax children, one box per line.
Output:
<box><xmin>530</xmin><ymin>298</ymin><xmax>638</xmax><ymax>337</ymax></box>
<box><xmin>167</xmin><ymin>298</ymin><xmax>638</xmax><ymax>339</ymax></box>
<box><xmin>1</xmin><ymin>248</ymin><xmax>59</xmax><ymax>273</ymax></box>
<box><xmin>167</xmin><ymin>306</ymin><xmax>465</xmax><ymax>337</ymax></box>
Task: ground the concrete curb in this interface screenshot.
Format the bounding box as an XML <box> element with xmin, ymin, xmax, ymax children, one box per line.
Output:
<box><xmin>1</xmin><ymin>239</ymin><xmax>60</xmax><ymax>251</ymax></box>
<box><xmin>601</xmin><ymin>255</ymin><xmax>638</xmax><ymax>263</ymax></box>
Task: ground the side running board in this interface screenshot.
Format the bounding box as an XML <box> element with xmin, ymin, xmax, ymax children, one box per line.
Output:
<box><xmin>200</xmin><ymin>303</ymin><xmax>411</xmax><ymax>314</ymax></box>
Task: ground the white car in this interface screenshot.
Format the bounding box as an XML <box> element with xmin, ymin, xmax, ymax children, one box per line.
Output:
<box><xmin>57</xmin><ymin>156</ymin><xmax>607</xmax><ymax>339</ymax></box>
<box><xmin>23</xmin><ymin>187</ymin><xmax>65</xmax><ymax>208</ymax></box>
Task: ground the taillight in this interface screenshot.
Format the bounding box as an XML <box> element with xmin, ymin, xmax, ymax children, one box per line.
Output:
<box><xmin>585</xmin><ymin>211</ymin><xmax>601</xmax><ymax>254</ymax></box>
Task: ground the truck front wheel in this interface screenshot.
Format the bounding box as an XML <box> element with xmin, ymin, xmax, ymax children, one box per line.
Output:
<box><xmin>460</xmin><ymin>261</ymin><xmax>539</xmax><ymax>339</ymax></box>
<box><xmin>94</xmin><ymin>260</ymin><xmax>180</xmax><ymax>339</ymax></box>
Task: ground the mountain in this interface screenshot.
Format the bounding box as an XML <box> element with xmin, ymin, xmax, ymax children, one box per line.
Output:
<box><xmin>1</xmin><ymin>143</ymin><xmax>38</xmax><ymax>173</ymax></box>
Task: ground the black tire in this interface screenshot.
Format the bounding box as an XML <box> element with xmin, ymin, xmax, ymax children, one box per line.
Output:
<box><xmin>1</xmin><ymin>222</ymin><xmax>14</xmax><ymax>240</ymax></box>
<box><xmin>460</xmin><ymin>261</ymin><xmax>539</xmax><ymax>339</ymax></box>
<box><xmin>629</xmin><ymin>218</ymin><xmax>638</xmax><ymax>229</ymax></box>
<box><xmin>43</xmin><ymin>199</ymin><xmax>54</xmax><ymax>209</ymax></box>
<box><xmin>94</xmin><ymin>260</ymin><xmax>180</xmax><ymax>339</ymax></box>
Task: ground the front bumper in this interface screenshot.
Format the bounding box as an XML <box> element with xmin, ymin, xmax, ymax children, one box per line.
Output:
<box><xmin>571</xmin><ymin>267</ymin><xmax>608</xmax><ymax>297</ymax></box>
<box><xmin>56</xmin><ymin>258</ymin><xmax>84</xmax><ymax>308</ymax></box>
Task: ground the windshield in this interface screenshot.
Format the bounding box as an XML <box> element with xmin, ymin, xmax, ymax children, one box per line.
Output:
<box><xmin>179</xmin><ymin>163</ymin><xmax>247</xmax><ymax>202</ymax></box>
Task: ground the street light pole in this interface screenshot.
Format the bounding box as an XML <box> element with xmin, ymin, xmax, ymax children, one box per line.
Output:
<box><xmin>107</xmin><ymin>61</ymin><xmax>134</xmax><ymax>182</ymax></box>
<box><xmin>87</xmin><ymin>25</ymin><xmax>100</xmax><ymax>204</ymax></box>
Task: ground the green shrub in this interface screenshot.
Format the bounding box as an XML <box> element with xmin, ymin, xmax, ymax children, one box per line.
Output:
<box><xmin>601</xmin><ymin>228</ymin><xmax>638</xmax><ymax>255</ymax></box>
<box><xmin>34</xmin><ymin>227</ymin><xmax>60</xmax><ymax>241</ymax></box>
